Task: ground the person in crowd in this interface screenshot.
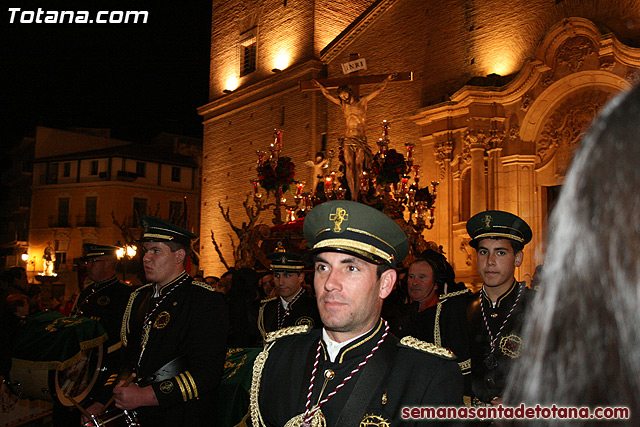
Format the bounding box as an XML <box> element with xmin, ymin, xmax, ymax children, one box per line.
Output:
<box><xmin>258</xmin><ymin>272</ymin><xmax>275</xmax><ymax>299</ymax></box>
<box><xmin>257</xmin><ymin>248</ymin><xmax>321</xmax><ymax>341</ymax></box>
<box><xmin>85</xmin><ymin>216</ymin><xmax>229</xmax><ymax>426</ymax></box>
<box><xmin>204</xmin><ymin>275</ymin><xmax>219</xmax><ymax>288</ymax></box>
<box><xmin>217</xmin><ymin>271</ymin><xmax>233</xmax><ymax>295</ymax></box>
<box><xmin>392</xmin><ymin>254</ymin><xmax>471</xmax><ymax>402</ymax></box>
<box><xmin>504</xmin><ymin>85</ymin><xmax>640</xmax><ymax>425</ymax></box>
<box><xmin>466</xmin><ymin>210</ymin><xmax>534</xmax><ymax>408</ymax></box>
<box><xmin>75</xmin><ymin>244</ymin><xmax>133</xmax><ymax>422</ymax></box>
<box><xmin>250</xmin><ymin>200</ymin><xmax>462</xmax><ymax>426</ymax></box>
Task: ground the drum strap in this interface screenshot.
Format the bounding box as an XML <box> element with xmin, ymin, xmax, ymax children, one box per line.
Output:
<box><xmin>138</xmin><ymin>354</ymin><xmax>188</xmax><ymax>387</ymax></box>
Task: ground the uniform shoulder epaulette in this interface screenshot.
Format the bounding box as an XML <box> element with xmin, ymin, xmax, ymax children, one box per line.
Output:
<box><xmin>191</xmin><ymin>280</ymin><xmax>216</xmax><ymax>292</ymax></box>
<box><xmin>260</xmin><ymin>296</ymin><xmax>278</xmax><ymax>304</ymax></box>
<box><xmin>399</xmin><ymin>336</ymin><xmax>456</xmax><ymax>360</ymax></box>
<box><xmin>439</xmin><ymin>288</ymin><xmax>471</xmax><ymax>300</ymax></box>
<box><xmin>265</xmin><ymin>324</ymin><xmax>310</xmax><ymax>343</ymax></box>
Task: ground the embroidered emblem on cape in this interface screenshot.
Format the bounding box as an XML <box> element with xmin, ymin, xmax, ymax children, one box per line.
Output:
<box><xmin>295</xmin><ymin>316</ymin><xmax>314</xmax><ymax>328</ymax></box>
<box><xmin>159</xmin><ymin>380</ymin><xmax>173</xmax><ymax>394</ymax></box>
<box><xmin>483</xmin><ymin>214</ymin><xmax>492</xmax><ymax>229</ymax></box>
<box><xmin>154</xmin><ymin>311</ymin><xmax>171</xmax><ymax>329</ymax></box>
<box><xmin>381</xmin><ymin>392</ymin><xmax>387</xmax><ymax>405</ymax></box>
<box><xmin>499</xmin><ymin>334</ymin><xmax>522</xmax><ymax>358</ymax></box>
<box><xmin>329</xmin><ymin>207</ymin><xmax>349</xmax><ymax>232</ymax></box>
<box><xmin>97</xmin><ymin>295</ymin><xmax>110</xmax><ymax>306</ymax></box>
<box><xmin>360</xmin><ymin>414</ymin><xmax>390</xmax><ymax>427</ymax></box>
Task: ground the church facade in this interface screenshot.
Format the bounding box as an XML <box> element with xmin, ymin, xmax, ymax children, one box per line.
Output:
<box><xmin>199</xmin><ymin>0</ymin><xmax>640</xmax><ymax>283</ymax></box>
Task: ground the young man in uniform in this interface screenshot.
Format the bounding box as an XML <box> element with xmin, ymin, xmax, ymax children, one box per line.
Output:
<box><xmin>257</xmin><ymin>249</ymin><xmax>321</xmax><ymax>340</ymax></box>
<box><xmin>250</xmin><ymin>201</ymin><xmax>463</xmax><ymax>426</ymax></box>
<box><xmin>466</xmin><ymin>210</ymin><xmax>534</xmax><ymax>407</ymax></box>
<box><xmin>88</xmin><ymin>217</ymin><xmax>229</xmax><ymax>426</ymax></box>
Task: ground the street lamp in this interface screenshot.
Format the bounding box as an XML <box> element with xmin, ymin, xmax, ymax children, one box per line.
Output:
<box><xmin>116</xmin><ymin>245</ymin><xmax>137</xmax><ymax>282</ymax></box>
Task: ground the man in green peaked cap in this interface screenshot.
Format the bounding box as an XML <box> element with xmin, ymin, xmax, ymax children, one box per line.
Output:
<box><xmin>465</xmin><ymin>210</ymin><xmax>535</xmax><ymax>408</ymax></box>
<box><xmin>258</xmin><ymin>247</ymin><xmax>321</xmax><ymax>341</ymax></box>
<box><xmin>106</xmin><ymin>216</ymin><xmax>229</xmax><ymax>427</ymax></box>
<box><xmin>249</xmin><ymin>201</ymin><xmax>462</xmax><ymax>427</ymax></box>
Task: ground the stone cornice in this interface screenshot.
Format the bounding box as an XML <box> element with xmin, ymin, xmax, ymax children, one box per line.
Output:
<box><xmin>320</xmin><ymin>0</ymin><xmax>398</xmax><ymax>64</ymax></box>
<box><xmin>198</xmin><ymin>60</ymin><xmax>324</xmax><ymax>121</ymax></box>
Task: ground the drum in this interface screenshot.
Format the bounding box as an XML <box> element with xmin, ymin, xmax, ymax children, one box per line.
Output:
<box><xmin>10</xmin><ymin>344</ymin><xmax>104</xmax><ymax>407</ymax></box>
<box><xmin>53</xmin><ymin>343</ymin><xmax>104</xmax><ymax>406</ymax></box>
<box><xmin>10</xmin><ymin>311</ymin><xmax>107</xmax><ymax>406</ymax></box>
<box><xmin>82</xmin><ymin>409</ymin><xmax>140</xmax><ymax>427</ymax></box>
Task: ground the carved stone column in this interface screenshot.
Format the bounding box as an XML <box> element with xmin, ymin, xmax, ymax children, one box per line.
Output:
<box><xmin>465</xmin><ymin>130</ymin><xmax>488</xmax><ymax>215</ymax></box>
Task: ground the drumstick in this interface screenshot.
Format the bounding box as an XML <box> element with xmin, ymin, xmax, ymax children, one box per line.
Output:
<box><xmin>64</xmin><ymin>393</ymin><xmax>92</xmax><ymax>419</ymax></box>
<box><xmin>98</xmin><ymin>372</ymin><xmax>136</xmax><ymax>416</ymax></box>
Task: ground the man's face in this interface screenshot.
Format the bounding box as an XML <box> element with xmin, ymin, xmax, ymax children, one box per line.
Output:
<box><xmin>273</xmin><ymin>271</ymin><xmax>303</xmax><ymax>301</ymax></box>
<box><xmin>476</xmin><ymin>238</ymin><xmax>522</xmax><ymax>290</ymax></box>
<box><xmin>142</xmin><ymin>242</ymin><xmax>184</xmax><ymax>286</ymax></box>
<box><xmin>85</xmin><ymin>256</ymin><xmax>115</xmax><ymax>283</ymax></box>
<box><xmin>314</xmin><ymin>252</ymin><xmax>395</xmax><ymax>342</ymax></box>
<box><xmin>260</xmin><ymin>274</ymin><xmax>275</xmax><ymax>296</ymax></box>
<box><xmin>407</xmin><ymin>261</ymin><xmax>437</xmax><ymax>304</ymax></box>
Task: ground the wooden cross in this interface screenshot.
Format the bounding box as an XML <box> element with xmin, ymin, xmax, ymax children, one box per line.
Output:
<box><xmin>299</xmin><ymin>53</ymin><xmax>412</xmax><ymax>95</ymax></box>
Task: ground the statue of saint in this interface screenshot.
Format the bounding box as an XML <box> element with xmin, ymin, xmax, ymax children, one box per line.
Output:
<box><xmin>43</xmin><ymin>243</ymin><xmax>56</xmax><ymax>276</ymax></box>
<box><xmin>304</xmin><ymin>151</ymin><xmax>330</xmax><ymax>195</ymax></box>
<box><xmin>312</xmin><ymin>74</ymin><xmax>395</xmax><ymax>200</ymax></box>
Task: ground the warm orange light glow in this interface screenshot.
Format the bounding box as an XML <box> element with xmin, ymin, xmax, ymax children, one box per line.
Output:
<box><xmin>274</xmin><ymin>52</ymin><xmax>290</xmax><ymax>71</ymax></box>
<box><xmin>488</xmin><ymin>55</ymin><xmax>517</xmax><ymax>77</ymax></box>
<box><xmin>224</xmin><ymin>76</ymin><xmax>239</xmax><ymax>92</ymax></box>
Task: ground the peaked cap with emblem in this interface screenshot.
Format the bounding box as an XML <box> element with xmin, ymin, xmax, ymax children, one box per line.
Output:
<box><xmin>466</xmin><ymin>210</ymin><xmax>532</xmax><ymax>249</ymax></box>
<box><xmin>303</xmin><ymin>200</ymin><xmax>408</xmax><ymax>266</ymax></box>
<box><xmin>267</xmin><ymin>249</ymin><xmax>304</xmax><ymax>272</ymax></box>
<box><xmin>82</xmin><ymin>243</ymin><xmax>118</xmax><ymax>260</ymax></box>
<box><xmin>140</xmin><ymin>216</ymin><xmax>196</xmax><ymax>247</ymax></box>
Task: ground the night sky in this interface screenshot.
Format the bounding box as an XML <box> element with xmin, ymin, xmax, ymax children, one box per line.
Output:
<box><xmin>3</xmin><ymin>0</ymin><xmax>213</xmax><ymax>149</ymax></box>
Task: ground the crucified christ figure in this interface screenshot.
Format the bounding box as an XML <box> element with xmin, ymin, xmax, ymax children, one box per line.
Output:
<box><xmin>312</xmin><ymin>74</ymin><xmax>394</xmax><ymax>200</ymax></box>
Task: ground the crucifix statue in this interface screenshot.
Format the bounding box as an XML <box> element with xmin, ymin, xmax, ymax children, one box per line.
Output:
<box><xmin>301</xmin><ymin>54</ymin><xmax>412</xmax><ymax>200</ymax></box>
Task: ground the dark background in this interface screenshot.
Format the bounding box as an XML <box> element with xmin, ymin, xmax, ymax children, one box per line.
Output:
<box><xmin>2</xmin><ymin>0</ymin><xmax>214</xmax><ymax>149</ymax></box>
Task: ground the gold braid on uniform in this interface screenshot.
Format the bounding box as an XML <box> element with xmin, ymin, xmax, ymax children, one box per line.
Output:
<box><xmin>250</xmin><ymin>325</ymin><xmax>311</xmax><ymax>427</ymax></box>
<box><xmin>121</xmin><ymin>283</ymin><xmax>154</xmax><ymax>347</ymax></box>
<box><xmin>399</xmin><ymin>336</ymin><xmax>456</xmax><ymax>359</ymax></box>
<box><xmin>439</xmin><ymin>288</ymin><xmax>470</xmax><ymax>300</ymax></box>
<box><xmin>258</xmin><ymin>297</ymin><xmax>277</xmax><ymax>340</ymax></box>
<box><xmin>434</xmin><ymin>302</ymin><xmax>443</xmax><ymax>347</ymax></box>
<box><xmin>191</xmin><ymin>280</ymin><xmax>216</xmax><ymax>292</ymax></box>
<box><xmin>265</xmin><ymin>324</ymin><xmax>310</xmax><ymax>343</ymax></box>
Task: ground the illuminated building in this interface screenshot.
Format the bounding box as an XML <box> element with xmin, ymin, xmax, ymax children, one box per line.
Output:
<box><xmin>200</xmin><ymin>0</ymin><xmax>640</xmax><ymax>284</ymax></box>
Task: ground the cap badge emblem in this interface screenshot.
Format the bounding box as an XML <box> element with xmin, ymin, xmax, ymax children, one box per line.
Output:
<box><xmin>329</xmin><ymin>207</ymin><xmax>349</xmax><ymax>232</ymax></box>
<box><xmin>280</xmin><ymin>256</ymin><xmax>286</xmax><ymax>264</ymax></box>
<box><xmin>483</xmin><ymin>214</ymin><xmax>492</xmax><ymax>229</ymax></box>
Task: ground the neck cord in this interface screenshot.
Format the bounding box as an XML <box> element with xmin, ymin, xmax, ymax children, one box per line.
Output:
<box><xmin>138</xmin><ymin>273</ymin><xmax>188</xmax><ymax>365</ymax></box>
<box><xmin>277</xmin><ymin>288</ymin><xmax>303</xmax><ymax>329</ymax></box>
<box><xmin>480</xmin><ymin>281</ymin><xmax>523</xmax><ymax>354</ymax></box>
<box><xmin>302</xmin><ymin>320</ymin><xmax>389</xmax><ymax>424</ymax></box>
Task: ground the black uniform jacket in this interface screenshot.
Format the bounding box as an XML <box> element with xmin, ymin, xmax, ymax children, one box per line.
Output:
<box><xmin>467</xmin><ymin>280</ymin><xmax>533</xmax><ymax>404</ymax></box>
<box><xmin>72</xmin><ymin>275</ymin><xmax>132</xmax><ymax>350</ymax></box>
<box><xmin>394</xmin><ymin>289</ymin><xmax>472</xmax><ymax>398</ymax></box>
<box><xmin>252</xmin><ymin>319</ymin><xmax>463</xmax><ymax>426</ymax></box>
<box><xmin>121</xmin><ymin>273</ymin><xmax>229</xmax><ymax>426</ymax></box>
<box><xmin>72</xmin><ymin>275</ymin><xmax>133</xmax><ymax>403</ymax></box>
<box><xmin>257</xmin><ymin>288</ymin><xmax>321</xmax><ymax>339</ymax></box>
